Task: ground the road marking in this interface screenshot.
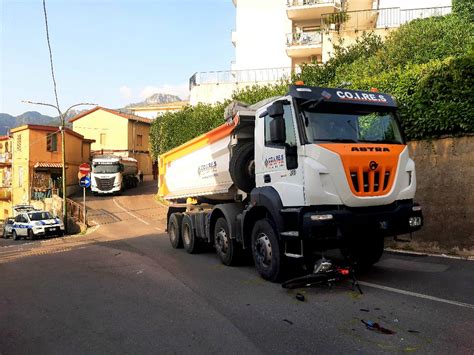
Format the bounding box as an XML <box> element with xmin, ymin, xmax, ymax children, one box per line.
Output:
<box><xmin>113</xmin><ymin>198</ymin><xmax>150</xmax><ymax>225</ymax></box>
<box><xmin>359</xmin><ymin>281</ymin><xmax>474</xmax><ymax>310</ymax></box>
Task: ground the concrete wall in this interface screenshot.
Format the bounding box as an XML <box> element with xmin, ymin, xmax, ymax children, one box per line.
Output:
<box><xmin>406</xmin><ymin>136</ymin><xmax>474</xmax><ymax>253</ymax></box>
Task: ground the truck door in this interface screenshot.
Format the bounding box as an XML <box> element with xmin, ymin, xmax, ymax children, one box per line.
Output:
<box><xmin>256</xmin><ymin>99</ymin><xmax>305</xmax><ymax>206</ymax></box>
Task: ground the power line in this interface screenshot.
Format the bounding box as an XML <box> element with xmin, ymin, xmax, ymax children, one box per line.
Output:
<box><xmin>42</xmin><ymin>0</ymin><xmax>61</xmax><ymax>118</ymax></box>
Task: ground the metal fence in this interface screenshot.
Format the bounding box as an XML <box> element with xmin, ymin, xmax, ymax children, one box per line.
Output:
<box><xmin>321</xmin><ymin>6</ymin><xmax>452</xmax><ymax>31</ymax></box>
<box><xmin>287</xmin><ymin>30</ymin><xmax>323</xmax><ymax>46</ymax></box>
<box><xmin>287</xmin><ymin>0</ymin><xmax>341</xmax><ymax>7</ymax></box>
<box><xmin>66</xmin><ymin>198</ymin><xmax>87</xmax><ymax>226</ymax></box>
<box><xmin>189</xmin><ymin>67</ymin><xmax>294</xmax><ymax>89</ymax></box>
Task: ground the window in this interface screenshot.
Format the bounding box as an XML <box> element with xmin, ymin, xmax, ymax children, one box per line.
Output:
<box><xmin>46</xmin><ymin>133</ymin><xmax>58</xmax><ymax>152</ymax></box>
<box><xmin>100</xmin><ymin>133</ymin><xmax>106</xmax><ymax>145</ymax></box>
<box><xmin>16</xmin><ymin>134</ymin><xmax>22</xmax><ymax>152</ymax></box>
<box><xmin>137</xmin><ymin>134</ymin><xmax>143</xmax><ymax>146</ymax></box>
<box><xmin>18</xmin><ymin>167</ymin><xmax>23</xmax><ymax>187</ymax></box>
<box><xmin>264</xmin><ymin>103</ymin><xmax>297</xmax><ymax>147</ymax></box>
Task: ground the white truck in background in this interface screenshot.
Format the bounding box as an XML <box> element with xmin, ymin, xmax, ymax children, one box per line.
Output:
<box><xmin>159</xmin><ymin>84</ymin><xmax>424</xmax><ymax>281</ymax></box>
<box><xmin>91</xmin><ymin>155</ymin><xmax>139</xmax><ymax>195</ymax></box>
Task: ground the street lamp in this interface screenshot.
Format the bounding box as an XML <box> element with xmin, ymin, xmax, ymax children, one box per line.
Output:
<box><xmin>21</xmin><ymin>100</ymin><xmax>96</xmax><ymax>231</ymax></box>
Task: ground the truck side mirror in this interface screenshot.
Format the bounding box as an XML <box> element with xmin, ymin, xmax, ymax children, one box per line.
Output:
<box><xmin>270</xmin><ymin>117</ymin><xmax>286</xmax><ymax>145</ymax></box>
<box><xmin>267</xmin><ymin>101</ymin><xmax>284</xmax><ymax>118</ymax></box>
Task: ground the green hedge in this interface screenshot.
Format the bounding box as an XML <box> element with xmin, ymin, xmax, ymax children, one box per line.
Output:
<box><xmin>150</xmin><ymin>12</ymin><xmax>473</xmax><ymax>159</ymax></box>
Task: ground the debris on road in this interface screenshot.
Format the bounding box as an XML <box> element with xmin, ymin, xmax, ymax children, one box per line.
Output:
<box><xmin>296</xmin><ymin>293</ymin><xmax>305</xmax><ymax>302</ymax></box>
<box><xmin>361</xmin><ymin>320</ymin><xmax>396</xmax><ymax>335</ymax></box>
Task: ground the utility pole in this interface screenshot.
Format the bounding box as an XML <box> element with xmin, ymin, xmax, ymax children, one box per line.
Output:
<box><xmin>21</xmin><ymin>101</ymin><xmax>96</xmax><ymax>230</ymax></box>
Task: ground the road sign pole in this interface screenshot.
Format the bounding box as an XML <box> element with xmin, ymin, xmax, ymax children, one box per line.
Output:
<box><xmin>83</xmin><ymin>187</ymin><xmax>86</xmax><ymax>226</ymax></box>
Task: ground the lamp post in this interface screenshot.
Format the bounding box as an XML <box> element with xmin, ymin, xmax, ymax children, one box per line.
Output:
<box><xmin>21</xmin><ymin>101</ymin><xmax>96</xmax><ymax>231</ymax></box>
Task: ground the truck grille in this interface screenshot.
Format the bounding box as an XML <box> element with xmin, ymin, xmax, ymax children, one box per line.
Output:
<box><xmin>95</xmin><ymin>177</ymin><xmax>115</xmax><ymax>191</ymax></box>
<box><xmin>349</xmin><ymin>167</ymin><xmax>393</xmax><ymax>196</ymax></box>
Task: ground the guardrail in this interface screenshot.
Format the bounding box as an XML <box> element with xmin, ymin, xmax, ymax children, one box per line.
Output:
<box><xmin>189</xmin><ymin>67</ymin><xmax>293</xmax><ymax>89</ymax></box>
<box><xmin>321</xmin><ymin>6</ymin><xmax>451</xmax><ymax>31</ymax></box>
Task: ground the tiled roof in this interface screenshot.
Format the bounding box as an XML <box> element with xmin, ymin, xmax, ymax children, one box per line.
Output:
<box><xmin>34</xmin><ymin>162</ymin><xmax>67</xmax><ymax>169</ymax></box>
<box><xmin>69</xmin><ymin>106</ymin><xmax>153</xmax><ymax>124</ymax></box>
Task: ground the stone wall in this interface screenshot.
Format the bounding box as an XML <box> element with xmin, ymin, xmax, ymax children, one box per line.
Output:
<box><xmin>404</xmin><ymin>135</ymin><xmax>474</xmax><ymax>254</ymax></box>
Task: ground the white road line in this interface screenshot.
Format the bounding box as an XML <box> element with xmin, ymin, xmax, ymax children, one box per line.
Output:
<box><xmin>359</xmin><ymin>281</ymin><xmax>474</xmax><ymax>310</ymax></box>
<box><xmin>113</xmin><ymin>198</ymin><xmax>150</xmax><ymax>226</ymax></box>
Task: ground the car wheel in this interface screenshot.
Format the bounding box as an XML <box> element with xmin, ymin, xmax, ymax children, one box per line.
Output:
<box><xmin>2</xmin><ymin>229</ymin><xmax>8</xmax><ymax>239</ymax></box>
<box><xmin>168</xmin><ymin>213</ymin><xmax>183</xmax><ymax>249</ymax></box>
<box><xmin>251</xmin><ymin>218</ymin><xmax>284</xmax><ymax>282</ymax></box>
<box><xmin>12</xmin><ymin>230</ymin><xmax>19</xmax><ymax>241</ymax></box>
<box><xmin>182</xmin><ymin>214</ymin><xmax>200</xmax><ymax>254</ymax></box>
<box><xmin>214</xmin><ymin>217</ymin><xmax>242</xmax><ymax>266</ymax></box>
<box><xmin>28</xmin><ymin>229</ymin><xmax>36</xmax><ymax>240</ymax></box>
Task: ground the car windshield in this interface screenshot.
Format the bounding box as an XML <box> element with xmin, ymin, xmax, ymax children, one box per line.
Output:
<box><xmin>301</xmin><ymin>108</ymin><xmax>403</xmax><ymax>144</ymax></box>
<box><xmin>93</xmin><ymin>163</ymin><xmax>121</xmax><ymax>174</ymax></box>
<box><xmin>28</xmin><ymin>212</ymin><xmax>53</xmax><ymax>221</ymax></box>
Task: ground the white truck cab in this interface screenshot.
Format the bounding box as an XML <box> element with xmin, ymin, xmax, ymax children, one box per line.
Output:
<box><xmin>91</xmin><ymin>156</ymin><xmax>138</xmax><ymax>195</ymax></box>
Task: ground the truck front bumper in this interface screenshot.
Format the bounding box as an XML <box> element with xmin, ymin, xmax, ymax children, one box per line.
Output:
<box><xmin>285</xmin><ymin>200</ymin><xmax>423</xmax><ymax>241</ymax></box>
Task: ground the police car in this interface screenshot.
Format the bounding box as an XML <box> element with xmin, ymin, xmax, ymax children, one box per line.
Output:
<box><xmin>12</xmin><ymin>210</ymin><xmax>65</xmax><ymax>240</ymax></box>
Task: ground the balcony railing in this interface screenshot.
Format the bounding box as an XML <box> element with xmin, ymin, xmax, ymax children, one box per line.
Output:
<box><xmin>287</xmin><ymin>31</ymin><xmax>323</xmax><ymax>47</ymax></box>
<box><xmin>0</xmin><ymin>187</ymin><xmax>11</xmax><ymax>201</ymax></box>
<box><xmin>189</xmin><ymin>67</ymin><xmax>293</xmax><ymax>89</ymax></box>
<box><xmin>321</xmin><ymin>6</ymin><xmax>451</xmax><ymax>32</ymax></box>
<box><xmin>287</xmin><ymin>0</ymin><xmax>341</xmax><ymax>7</ymax></box>
<box><xmin>0</xmin><ymin>152</ymin><xmax>12</xmax><ymax>164</ymax></box>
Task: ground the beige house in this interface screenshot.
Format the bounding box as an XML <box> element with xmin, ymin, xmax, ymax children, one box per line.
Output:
<box><xmin>190</xmin><ymin>0</ymin><xmax>451</xmax><ymax>105</ymax></box>
<box><xmin>70</xmin><ymin>107</ymin><xmax>156</xmax><ymax>179</ymax></box>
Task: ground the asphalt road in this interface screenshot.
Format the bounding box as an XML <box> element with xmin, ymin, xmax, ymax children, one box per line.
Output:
<box><xmin>1</xmin><ymin>182</ymin><xmax>473</xmax><ymax>354</ymax></box>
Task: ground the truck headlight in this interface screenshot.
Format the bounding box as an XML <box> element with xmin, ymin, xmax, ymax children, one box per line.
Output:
<box><xmin>311</xmin><ymin>214</ymin><xmax>334</xmax><ymax>221</ymax></box>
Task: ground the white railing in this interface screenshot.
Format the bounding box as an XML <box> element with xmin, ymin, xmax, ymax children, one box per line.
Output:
<box><xmin>287</xmin><ymin>0</ymin><xmax>341</xmax><ymax>7</ymax></box>
<box><xmin>287</xmin><ymin>31</ymin><xmax>323</xmax><ymax>47</ymax></box>
<box><xmin>189</xmin><ymin>67</ymin><xmax>293</xmax><ymax>89</ymax></box>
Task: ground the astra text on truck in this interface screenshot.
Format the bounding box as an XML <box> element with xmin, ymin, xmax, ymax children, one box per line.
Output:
<box><xmin>159</xmin><ymin>84</ymin><xmax>423</xmax><ymax>281</ymax></box>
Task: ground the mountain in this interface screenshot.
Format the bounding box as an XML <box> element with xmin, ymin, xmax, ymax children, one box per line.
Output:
<box><xmin>0</xmin><ymin>111</ymin><xmax>59</xmax><ymax>135</ymax></box>
<box><xmin>126</xmin><ymin>93</ymin><xmax>183</xmax><ymax>108</ymax></box>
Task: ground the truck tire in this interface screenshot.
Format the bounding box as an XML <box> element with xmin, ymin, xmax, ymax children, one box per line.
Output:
<box><xmin>182</xmin><ymin>215</ymin><xmax>200</xmax><ymax>254</ymax></box>
<box><xmin>251</xmin><ymin>218</ymin><xmax>283</xmax><ymax>282</ymax></box>
<box><xmin>214</xmin><ymin>217</ymin><xmax>242</xmax><ymax>266</ymax></box>
<box><xmin>168</xmin><ymin>213</ymin><xmax>183</xmax><ymax>249</ymax></box>
<box><xmin>230</xmin><ymin>142</ymin><xmax>255</xmax><ymax>193</ymax></box>
<box><xmin>344</xmin><ymin>235</ymin><xmax>384</xmax><ymax>270</ymax></box>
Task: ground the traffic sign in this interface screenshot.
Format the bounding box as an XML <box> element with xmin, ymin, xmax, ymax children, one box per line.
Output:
<box><xmin>79</xmin><ymin>176</ymin><xmax>91</xmax><ymax>188</ymax></box>
<box><xmin>79</xmin><ymin>163</ymin><xmax>91</xmax><ymax>175</ymax></box>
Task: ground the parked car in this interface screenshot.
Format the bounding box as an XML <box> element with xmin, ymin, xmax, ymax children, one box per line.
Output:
<box><xmin>2</xmin><ymin>218</ymin><xmax>15</xmax><ymax>238</ymax></box>
<box><xmin>12</xmin><ymin>211</ymin><xmax>65</xmax><ymax>240</ymax></box>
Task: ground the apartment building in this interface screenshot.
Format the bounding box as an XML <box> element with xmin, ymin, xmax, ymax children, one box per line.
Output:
<box><xmin>0</xmin><ymin>125</ymin><xmax>94</xmax><ymax>220</ymax></box>
<box><xmin>189</xmin><ymin>0</ymin><xmax>451</xmax><ymax>105</ymax></box>
<box><xmin>70</xmin><ymin>107</ymin><xmax>155</xmax><ymax>179</ymax></box>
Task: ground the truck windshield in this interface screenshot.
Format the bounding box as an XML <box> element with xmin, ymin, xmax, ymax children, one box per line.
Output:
<box><xmin>29</xmin><ymin>212</ymin><xmax>53</xmax><ymax>221</ymax></box>
<box><xmin>93</xmin><ymin>164</ymin><xmax>121</xmax><ymax>174</ymax></box>
<box><xmin>301</xmin><ymin>108</ymin><xmax>404</xmax><ymax>144</ymax></box>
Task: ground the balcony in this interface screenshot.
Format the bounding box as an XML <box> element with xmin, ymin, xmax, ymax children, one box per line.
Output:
<box><xmin>286</xmin><ymin>31</ymin><xmax>322</xmax><ymax>58</ymax></box>
<box><xmin>0</xmin><ymin>152</ymin><xmax>12</xmax><ymax>165</ymax></box>
<box><xmin>321</xmin><ymin>6</ymin><xmax>451</xmax><ymax>32</ymax></box>
<box><xmin>287</xmin><ymin>0</ymin><xmax>341</xmax><ymax>21</ymax></box>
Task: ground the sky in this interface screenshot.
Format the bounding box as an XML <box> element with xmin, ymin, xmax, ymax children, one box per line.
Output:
<box><xmin>0</xmin><ymin>0</ymin><xmax>236</xmax><ymax>116</ymax></box>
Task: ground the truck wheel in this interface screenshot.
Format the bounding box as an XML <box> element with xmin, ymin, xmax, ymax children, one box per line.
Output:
<box><xmin>344</xmin><ymin>235</ymin><xmax>384</xmax><ymax>270</ymax></box>
<box><xmin>230</xmin><ymin>142</ymin><xmax>255</xmax><ymax>193</ymax></box>
<box><xmin>168</xmin><ymin>213</ymin><xmax>183</xmax><ymax>249</ymax></box>
<box><xmin>12</xmin><ymin>230</ymin><xmax>19</xmax><ymax>241</ymax></box>
<box><xmin>214</xmin><ymin>217</ymin><xmax>241</xmax><ymax>266</ymax></box>
<box><xmin>182</xmin><ymin>215</ymin><xmax>199</xmax><ymax>254</ymax></box>
<box><xmin>251</xmin><ymin>219</ymin><xmax>283</xmax><ymax>282</ymax></box>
